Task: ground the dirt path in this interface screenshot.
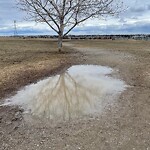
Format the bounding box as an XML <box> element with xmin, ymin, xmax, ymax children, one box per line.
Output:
<box><xmin>0</xmin><ymin>40</ymin><xmax>150</xmax><ymax>150</ymax></box>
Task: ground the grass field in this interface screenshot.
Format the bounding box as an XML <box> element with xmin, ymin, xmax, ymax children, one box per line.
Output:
<box><xmin>1</xmin><ymin>38</ymin><xmax>150</xmax><ymax>99</ymax></box>
<box><xmin>68</xmin><ymin>39</ymin><xmax>150</xmax><ymax>54</ymax></box>
<box><xmin>0</xmin><ymin>37</ymin><xmax>81</xmax><ymax>99</ymax></box>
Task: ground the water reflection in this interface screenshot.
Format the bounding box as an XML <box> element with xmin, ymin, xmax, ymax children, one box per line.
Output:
<box><xmin>4</xmin><ymin>65</ymin><xmax>126</xmax><ymax>121</ymax></box>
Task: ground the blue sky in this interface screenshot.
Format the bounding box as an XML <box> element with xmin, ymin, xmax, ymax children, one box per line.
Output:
<box><xmin>0</xmin><ymin>0</ymin><xmax>150</xmax><ymax>36</ymax></box>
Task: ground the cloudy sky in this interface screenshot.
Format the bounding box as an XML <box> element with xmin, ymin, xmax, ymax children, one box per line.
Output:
<box><xmin>0</xmin><ymin>0</ymin><xmax>150</xmax><ymax>35</ymax></box>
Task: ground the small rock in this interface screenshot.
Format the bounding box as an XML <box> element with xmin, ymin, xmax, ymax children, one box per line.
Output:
<box><xmin>0</xmin><ymin>117</ymin><xmax>2</xmax><ymax>123</ymax></box>
<box><xmin>6</xmin><ymin>121</ymin><xmax>12</xmax><ymax>125</ymax></box>
<box><xmin>12</xmin><ymin>112</ymin><xmax>22</xmax><ymax>121</ymax></box>
<box><xmin>13</xmin><ymin>125</ymin><xmax>19</xmax><ymax>131</ymax></box>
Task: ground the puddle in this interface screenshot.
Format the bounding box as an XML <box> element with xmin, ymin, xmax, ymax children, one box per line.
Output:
<box><xmin>3</xmin><ymin>65</ymin><xmax>127</xmax><ymax>121</ymax></box>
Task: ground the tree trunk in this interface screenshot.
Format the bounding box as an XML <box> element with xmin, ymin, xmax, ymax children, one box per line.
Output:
<box><xmin>58</xmin><ymin>19</ymin><xmax>64</xmax><ymax>52</ymax></box>
<box><xmin>58</xmin><ymin>35</ymin><xmax>63</xmax><ymax>52</ymax></box>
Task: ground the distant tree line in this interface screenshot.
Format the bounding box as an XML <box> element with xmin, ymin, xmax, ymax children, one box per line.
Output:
<box><xmin>8</xmin><ymin>34</ymin><xmax>150</xmax><ymax>41</ymax></box>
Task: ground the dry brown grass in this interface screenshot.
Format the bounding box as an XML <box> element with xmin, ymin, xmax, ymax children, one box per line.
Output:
<box><xmin>1</xmin><ymin>38</ymin><xmax>150</xmax><ymax>99</ymax></box>
<box><xmin>0</xmin><ymin>37</ymin><xmax>71</xmax><ymax>68</ymax></box>
<box><xmin>68</xmin><ymin>39</ymin><xmax>150</xmax><ymax>51</ymax></box>
<box><xmin>0</xmin><ymin>37</ymin><xmax>80</xmax><ymax>99</ymax></box>
<box><xmin>67</xmin><ymin>39</ymin><xmax>150</xmax><ymax>60</ymax></box>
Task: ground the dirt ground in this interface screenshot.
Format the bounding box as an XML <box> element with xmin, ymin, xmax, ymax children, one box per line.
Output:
<box><xmin>0</xmin><ymin>38</ymin><xmax>150</xmax><ymax>150</ymax></box>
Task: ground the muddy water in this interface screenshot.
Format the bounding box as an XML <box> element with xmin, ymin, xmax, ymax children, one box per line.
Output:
<box><xmin>3</xmin><ymin>65</ymin><xmax>127</xmax><ymax>121</ymax></box>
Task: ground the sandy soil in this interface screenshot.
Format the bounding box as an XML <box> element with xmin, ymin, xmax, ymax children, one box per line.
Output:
<box><xmin>0</xmin><ymin>39</ymin><xmax>150</xmax><ymax>150</ymax></box>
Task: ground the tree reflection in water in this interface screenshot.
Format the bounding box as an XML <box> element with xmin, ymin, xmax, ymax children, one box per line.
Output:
<box><xmin>4</xmin><ymin>65</ymin><xmax>126</xmax><ymax>121</ymax></box>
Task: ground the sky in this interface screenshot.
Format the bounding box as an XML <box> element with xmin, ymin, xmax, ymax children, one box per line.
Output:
<box><xmin>0</xmin><ymin>0</ymin><xmax>150</xmax><ymax>36</ymax></box>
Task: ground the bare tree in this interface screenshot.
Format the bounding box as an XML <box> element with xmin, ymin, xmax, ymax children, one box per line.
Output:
<box><xmin>18</xmin><ymin>0</ymin><xmax>123</xmax><ymax>52</ymax></box>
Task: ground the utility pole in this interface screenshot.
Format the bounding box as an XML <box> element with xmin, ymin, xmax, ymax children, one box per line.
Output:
<box><xmin>14</xmin><ymin>20</ymin><xmax>18</xmax><ymax>36</ymax></box>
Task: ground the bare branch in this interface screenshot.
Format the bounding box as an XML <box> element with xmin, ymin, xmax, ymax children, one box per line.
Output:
<box><xmin>17</xmin><ymin>0</ymin><xmax>123</xmax><ymax>51</ymax></box>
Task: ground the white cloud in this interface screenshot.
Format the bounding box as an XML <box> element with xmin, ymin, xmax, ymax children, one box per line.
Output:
<box><xmin>0</xmin><ymin>0</ymin><xmax>150</xmax><ymax>35</ymax></box>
